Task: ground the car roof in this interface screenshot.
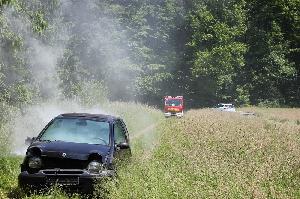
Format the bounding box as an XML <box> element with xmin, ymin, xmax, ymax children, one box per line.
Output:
<box><xmin>56</xmin><ymin>113</ymin><xmax>120</xmax><ymax>122</ymax></box>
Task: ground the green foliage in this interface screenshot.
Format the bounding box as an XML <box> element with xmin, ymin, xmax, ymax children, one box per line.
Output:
<box><xmin>235</xmin><ymin>85</ymin><xmax>251</xmax><ymax>105</ymax></box>
<box><xmin>0</xmin><ymin>156</ymin><xmax>22</xmax><ymax>190</ymax></box>
<box><xmin>136</xmin><ymin>64</ymin><xmax>173</xmax><ymax>96</ymax></box>
<box><xmin>113</xmin><ymin>0</ymin><xmax>185</xmax><ymax>104</ymax></box>
<box><xmin>257</xmin><ymin>100</ymin><xmax>281</xmax><ymax>108</ymax></box>
<box><xmin>187</xmin><ymin>0</ymin><xmax>247</xmax><ymax>102</ymax></box>
<box><xmin>245</xmin><ymin>0</ymin><xmax>299</xmax><ymax>106</ymax></box>
<box><xmin>76</xmin><ymin>80</ymin><xmax>108</xmax><ymax>106</ymax></box>
<box><xmin>31</xmin><ymin>11</ymin><xmax>48</xmax><ymax>34</ymax></box>
<box><xmin>0</xmin><ymin>124</ymin><xmax>11</xmax><ymax>155</ymax></box>
<box><xmin>2</xmin><ymin>0</ymin><xmax>299</xmax><ymax>109</ymax></box>
<box><xmin>0</xmin><ymin>0</ymin><xmax>47</xmax><ymax>112</ymax></box>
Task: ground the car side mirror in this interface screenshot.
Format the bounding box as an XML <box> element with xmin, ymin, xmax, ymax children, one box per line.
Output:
<box><xmin>25</xmin><ymin>137</ymin><xmax>35</xmax><ymax>145</ymax></box>
<box><xmin>116</xmin><ymin>142</ymin><xmax>130</xmax><ymax>149</ymax></box>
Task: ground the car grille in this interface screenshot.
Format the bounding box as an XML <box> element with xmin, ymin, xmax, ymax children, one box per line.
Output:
<box><xmin>41</xmin><ymin>157</ymin><xmax>87</xmax><ymax>170</ymax></box>
<box><xmin>43</xmin><ymin>170</ymin><xmax>84</xmax><ymax>175</ymax></box>
<box><xmin>46</xmin><ymin>176</ymin><xmax>80</xmax><ymax>185</ymax></box>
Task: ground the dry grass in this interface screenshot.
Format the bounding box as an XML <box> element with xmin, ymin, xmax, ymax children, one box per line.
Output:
<box><xmin>1</xmin><ymin>107</ymin><xmax>300</xmax><ymax>198</ymax></box>
<box><xmin>178</xmin><ymin>109</ymin><xmax>300</xmax><ymax>198</ymax></box>
<box><xmin>105</xmin><ymin>108</ymin><xmax>300</xmax><ymax>198</ymax></box>
<box><xmin>239</xmin><ymin>107</ymin><xmax>300</xmax><ymax>124</ymax></box>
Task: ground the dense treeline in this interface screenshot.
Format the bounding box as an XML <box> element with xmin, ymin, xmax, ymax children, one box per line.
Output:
<box><xmin>0</xmin><ymin>0</ymin><xmax>299</xmax><ymax>114</ymax></box>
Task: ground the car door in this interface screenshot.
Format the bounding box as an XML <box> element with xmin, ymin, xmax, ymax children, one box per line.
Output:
<box><xmin>113</xmin><ymin>120</ymin><xmax>131</xmax><ymax>164</ymax></box>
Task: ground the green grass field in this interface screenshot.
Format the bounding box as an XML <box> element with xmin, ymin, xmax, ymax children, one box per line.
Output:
<box><xmin>1</xmin><ymin>106</ymin><xmax>300</xmax><ymax>198</ymax></box>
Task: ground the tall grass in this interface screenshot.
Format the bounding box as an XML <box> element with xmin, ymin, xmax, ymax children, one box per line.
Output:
<box><xmin>1</xmin><ymin>107</ymin><xmax>299</xmax><ymax>198</ymax></box>
<box><xmin>103</xmin><ymin>108</ymin><xmax>300</xmax><ymax>198</ymax></box>
<box><xmin>239</xmin><ymin>107</ymin><xmax>300</xmax><ymax>124</ymax></box>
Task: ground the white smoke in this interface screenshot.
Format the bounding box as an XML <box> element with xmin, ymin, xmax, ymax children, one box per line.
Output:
<box><xmin>1</xmin><ymin>1</ymin><xmax>133</xmax><ymax>155</ymax></box>
<box><xmin>26</xmin><ymin>39</ymin><xmax>64</xmax><ymax>98</ymax></box>
<box><xmin>11</xmin><ymin>101</ymin><xmax>110</xmax><ymax>155</ymax></box>
<box><xmin>3</xmin><ymin>6</ymin><xmax>67</xmax><ymax>99</ymax></box>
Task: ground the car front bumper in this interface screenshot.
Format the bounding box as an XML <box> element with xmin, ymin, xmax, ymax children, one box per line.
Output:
<box><xmin>18</xmin><ymin>169</ymin><xmax>114</xmax><ymax>193</ymax></box>
<box><xmin>164</xmin><ymin>111</ymin><xmax>183</xmax><ymax>117</ymax></box>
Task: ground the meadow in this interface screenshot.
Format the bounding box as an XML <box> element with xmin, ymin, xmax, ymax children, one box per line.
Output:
<box><xmin>0</xmin><ymin>106</ymin><xmax>300</xmax><ymax>198</ymax></box>
<box><xmin>104</xmin><ymin>108</ymin><xmax>300</xmax><ymax>198</ymax></box>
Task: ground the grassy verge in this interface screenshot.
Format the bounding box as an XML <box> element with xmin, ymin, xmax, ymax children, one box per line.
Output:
<box><xmin>103</xmin><ymin>108</ymin><xmax>300</xmax><ymax>198</ymax></box>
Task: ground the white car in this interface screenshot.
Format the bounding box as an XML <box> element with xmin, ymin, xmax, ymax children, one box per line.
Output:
<box><xmin>215</xmin><ymin>103</ymin><xmax>236</xmax><ymax>112</ymax></box>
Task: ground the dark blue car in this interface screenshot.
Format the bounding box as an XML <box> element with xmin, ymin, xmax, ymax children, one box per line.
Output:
<box><xmin>18</xmin><ymin>113</ymin><xmax>131</xmax><ymax>193</ymax></box>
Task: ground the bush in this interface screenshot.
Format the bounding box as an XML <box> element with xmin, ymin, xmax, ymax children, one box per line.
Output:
<box><xmin>258</xmin><ymin>100</ymin><xmax>281</xmax><ymax>108</ymax></box>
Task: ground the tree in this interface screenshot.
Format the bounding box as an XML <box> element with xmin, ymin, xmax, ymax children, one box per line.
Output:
<box><xmin>245</xmin><ymin>0</ymin><xmax>299</xmax><ymax>106</ymax></box>
<box><xmin>186</xmin><ymin>0</ymin><xmax>247</xmax><ymax>105</ymax></box>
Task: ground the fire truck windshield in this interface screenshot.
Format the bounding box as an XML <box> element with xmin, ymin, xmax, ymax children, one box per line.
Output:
<box><xmin>165</xmin><ymin>99</ymin><xmax>181</xmax><ymax>106</ymax></box>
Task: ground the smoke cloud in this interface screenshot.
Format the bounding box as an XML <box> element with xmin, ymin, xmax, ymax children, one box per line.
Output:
<box><xmin>0</xmin><ymin>1</ymin><xmax>138</xmax><ymax>155</ymax></box>
<box><xmin>11</xmin><ymin>101</ymin><xmax>109</xmax><ymax>155</ymax></box>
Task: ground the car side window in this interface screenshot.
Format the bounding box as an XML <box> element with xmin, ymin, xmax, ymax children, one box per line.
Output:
<box><xmin>114</xmin><ymin>121</ymin><xmax>127</xmax><ymax>144</ymax></box>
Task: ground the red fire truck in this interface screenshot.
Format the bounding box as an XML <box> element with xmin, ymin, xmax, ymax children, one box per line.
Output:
<box><xmin>164</xmin><ymin>96</ymin><xmax>184</xmax><ymax>117</ymax></box>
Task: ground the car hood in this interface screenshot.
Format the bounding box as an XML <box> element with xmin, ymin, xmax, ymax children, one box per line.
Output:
<box><xmin>29</xmin><ymin>141</ymin><xmax>111</xmax><ymax>161</ymax></box>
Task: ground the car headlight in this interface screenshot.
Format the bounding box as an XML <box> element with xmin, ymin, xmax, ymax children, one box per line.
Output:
<box><xmin>87</xmin><ymin>161</ymin><xmax>104</xmax><ymax>173</ymax></box>
<box><xmin>28</xmin><ymin>157</ymin><xmax>42</xmax><ymax>169</ymax></box>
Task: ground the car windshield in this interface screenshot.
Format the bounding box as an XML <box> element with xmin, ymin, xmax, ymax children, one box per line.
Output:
<box><xmin>166</xmin><ymin>99</ymin><xmax>181</xmax><ymax>106</ymax></box>
<box><xmin>39</xmin><ymin>118</ymin><xmax>110</xmax><ymax>145</ymax></box>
